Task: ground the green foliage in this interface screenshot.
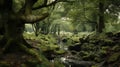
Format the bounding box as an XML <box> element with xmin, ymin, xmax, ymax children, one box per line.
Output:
<box><xmin>33</xmin><ymin>0</ymin><xmax>44</xmax><ymax>8</ymax></box>
<box><xmin>12</xmin><ymin>0</ymin><xmax>25</xmax><ymax>12</ymax></box>
<box><xmin>49</xmin><ymin>19</ymin><xmax>73</xmax><ymax>33</ymax></box>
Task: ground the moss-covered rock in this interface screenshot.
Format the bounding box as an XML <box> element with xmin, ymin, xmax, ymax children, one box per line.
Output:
<box><xmin>107</xmin><ymin>52</ymin><xmax>120</xmax><ymax>63</ymax></box>
<box><xmin>112</xmin><ymin>45</ymin><xmax>120</xmax><ymax>51</ymax></box>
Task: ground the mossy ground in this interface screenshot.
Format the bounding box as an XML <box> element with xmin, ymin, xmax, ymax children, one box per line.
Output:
<box><xmin>0</xmin><ymin>33</ymin><xmax>64</xmax><ymax>67</ymax></box>
<box><xmin>0</xmin><ymin>32</ymin><xmax>120</xmax><ymax>67</ymax></box>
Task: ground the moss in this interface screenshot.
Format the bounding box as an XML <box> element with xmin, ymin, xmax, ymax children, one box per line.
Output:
<box><xmin>112</xmin><ymin>45</ymin><xmax>120</xmax><ymax>51</ymax></box>
<box><xmin>25</xmin><ymin>60</ymin><xmax>40</xmax><ymax>67</ymax></box>
<box><xmin>107</xmin><ymin>52</ymin><xmax>120</xmax><ymax>63</ymax></box>
<box><xmin>91</xmin><ymin>65</ymin><xmax>99</xmax><ymax>67</ymax></box>
<box><xmin>94</xmin><ymin>57</ymin><xmax>101</xmax><ymax>62</ymax></box>
<box><xmin>0</xmin><ymin>35</ymin><xmax>3</xmax><ymax>40</ymax></box>
<box><xmin>0</xmin><ymin>61</ymin><xmax>10</xmax><ymax>67</ymax></box>
<box><xmin>54</xmin><ymin>50</ymin><xmax>65</xmax><ymax>54</ymax></box>
<box><xmin>99</xmin><ymin>49</ymin><xmax>107</xmax><ymax>55</ymax></box>
<box><xmin>54</xmin><ymin>58</ymin><xmax>64</xmax><ymax>67</ymax></box>
<box><xmin>23</xmin><ymin>32</ymin><xmax>120</xmax><ymax>66</ymax></box>
<box><xmin>21</xmin><ymin>64</ymin><xmax>26</xmax><ymax>67</ymax></box>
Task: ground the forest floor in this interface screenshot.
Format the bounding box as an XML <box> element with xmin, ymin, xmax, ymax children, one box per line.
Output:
<box><xmin>66</xmin><ymin>32</ymin><xmax>120</xmax><ymax>67</ymax></box>
<box><xmin>0</xmin><ymin>32</ymin><xmax>120</xmax><ymax>67</ymax></box>
<box><xmin>0</xmin><ymin>39</ymin><xmax>45</xmax><ymax>67</ymax></box>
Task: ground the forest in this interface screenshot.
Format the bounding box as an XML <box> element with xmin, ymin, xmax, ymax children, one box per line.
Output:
<box><xmin>0</xmin><ymin>0</ymin><xmax>120</xmax><ymax>67</ymax></box>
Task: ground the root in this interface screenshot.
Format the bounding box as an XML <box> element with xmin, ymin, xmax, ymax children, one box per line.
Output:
<box><xmin>19</xmin><ymin>43</ymin><xmax>42</xmax><ymax>62</ymax></box>
<box><xmin>0</xmin><ymin>34</ymin><xmax>42</xmax><ymax>63</ymax></box>
<box><xmin>22</xmin><ymin>38</ymin><xmax>34</xmax><ymax>48</ymax></box>
<box><xmin>0</xmin><ymin>38</ymin><xmax>41</xmax><ymax>63</ymax></box>
<box><xmin>0</xmin><ymin>37</ymin><xmax>10</xmax><ymax>55</ymax></box>
<box><xmin>2</xmin><ymin>39</ymin><xmax>13</xmax><ymax>53</ymax></box>
<box><xmin>0</xmin><ymin>36</ymin><xmax>7</xmax><ymax>47</ymax></box>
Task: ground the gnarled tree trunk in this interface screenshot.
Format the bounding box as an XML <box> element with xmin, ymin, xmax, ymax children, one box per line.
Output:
<box><xmin>0</xmin><ymin>0</ymin><xmax>49</xmax><ymax>63</ymax></box>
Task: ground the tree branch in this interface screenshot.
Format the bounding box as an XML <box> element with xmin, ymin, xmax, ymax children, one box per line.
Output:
<box><xmin>43</xmin><ymin>0</ymin><xmax>48</xmax><ymax>5</ymax></box>
<box><xmin>19</xmin><ymin>0</ymin><xmax>38</xmax><ymax>14</ymax></box>
<box><xmin>32</xmin><ymin>0</ymin><xmax>73</xmax><ymax>10</ymax></box>
<box><xmin>32</xmin><ymin>0</ymin><xmax>58</xmax><ymax>10</ymax></box>
<box><xmin>20</xmin><ymin>13</ymin><xmax>49</xmax><ymax>24</ymax></box>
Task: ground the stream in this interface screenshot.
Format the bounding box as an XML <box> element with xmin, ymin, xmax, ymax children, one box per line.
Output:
<box><xmin>55</xmin><ymin>38</ymin><xmax>95</xmax><ymax>67</ymax></box>
<box><xmin>60</xmin><ymin>55</ymin><xmax>95</xmax><ymax>67</ymax></box>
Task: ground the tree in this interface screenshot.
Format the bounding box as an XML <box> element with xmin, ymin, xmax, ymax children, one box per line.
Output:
<box><xmin>97</xmin><ymin>0</ymin><xmax>105</xmax><ymax>33</ymax></box>
<box><xmin>0</xmin><ymin>0</ymin><xmax>72</xmax><ymax>62</ymax></box>
<box><xmin>63</xmin><ymin>0</ymin><xmax>97</xmax><ymax>33</ymax></box>
<box><xmin>0</xmin><ymin>0</ymin><xmax>49</xmax><ymax>62</ymax></box>
<box><xmin>65</xmin><ymin>0</ymin><xmax>120</xmax><ymax>33</ymax></box>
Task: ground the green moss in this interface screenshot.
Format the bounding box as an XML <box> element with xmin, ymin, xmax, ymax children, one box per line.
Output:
<box><xmin>54</xmin><ymin>50</ymin><xmax>65</xmax><ymax>54</ymax></box>
<box><xmin>108</xmin><ymin>52</ymin><xmax>120</xmax><ymax>63</ymax></box>
<box><xmin>0</xmin><ymin>35</ymin><xmax>3</xmax><ymax>40</ymax></box>
<box><xmin>99</xmin><ymin>49</ymin><xmax>107</xmax><ymax>55</ymax></box>
<box><xmin>0</xmin><ymin>61</ymin><xmax>10</xmax><ymax>67</ymax></box>
<box><xmin>21</xmin><ymin>64</ymin><xmax>26</xmax><ymax>67</ymax></box>
<box><xmin>112</xmin><ymin>45</ymin><xmax>120</xmax><ymax>51</ymax></box>
<box><xmin>91</xmin><ymin>64</ymin><xmax>99</xmax><ymax>67</ymax></box>
<box><xmin>54</xmin><ymin>58</ymin><xmax>64</xmax><ymax>67</ymax></box>
<box><xmin>25</xmin><ymin>60</ymin><xmax>39</xmax><ymax>67</ymax></box>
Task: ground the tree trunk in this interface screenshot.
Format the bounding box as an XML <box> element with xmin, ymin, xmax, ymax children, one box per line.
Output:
<box><xmin>0</xmin><ymin>14</ymin><xmax>42</xmax><ymax>63</ymax></box>
<box><xmin>0</xmin><ymin>12</ymin><xmax>31</xmax><ymax>52</ymax></box>
<box><xmin>0</xmin><ymin>1</ymin><xmax>55</xmax><ymax>66</ymax></box>
<box><xmin>0</xmin><ymin>9</ymin><xmax>42</xmax><ymax>62</ymax></box>
<box><xmin>97</xmin><ymin>1</ymin><xmax>105</xmax><ymax>33</ymax></box>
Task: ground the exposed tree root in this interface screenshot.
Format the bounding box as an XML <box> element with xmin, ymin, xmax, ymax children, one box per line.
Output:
<box><xmin>19</xmin><ymin>43</ymin><xmax>42</xmax><ymax>62</ymax></box>
<box><xmin>0</xmin><ymin>37</ymin><xmax>42</xmax><ymax>63</ymax></box>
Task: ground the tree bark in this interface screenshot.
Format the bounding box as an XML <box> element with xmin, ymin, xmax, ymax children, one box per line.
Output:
<box><xmin>0</xmin><ymin>13</ymin><xmax>42</xmax><ymax>62</ymax></box>
<box><xmin>0</xmin><ymin>12</ymin><xmax>31</xmax><ymax>52</ymax></box>
<box><xmin>97</xmin><ymin>1</ymin><xmax>105</xmax><ymax>33</ymax></box>
<box><xmin>0</xmin><ymin>0</ymin><xmax>47</xmax><ymax>62</ymax></box>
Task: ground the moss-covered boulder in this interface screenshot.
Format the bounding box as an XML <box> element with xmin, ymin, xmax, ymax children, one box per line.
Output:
<box><xmin>107</xmin><ymin>52</ymin><xmax>120</xmax><ymax>63</ymax></box>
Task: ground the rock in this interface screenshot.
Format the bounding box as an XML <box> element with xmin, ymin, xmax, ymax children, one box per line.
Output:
<box><xmin>107</xmin><ymin>52</ymin><xmax>120</xmax><ymax>63</ymax></box>
<box><xmin>62</xmin><ymin>38</ymin><xmax>68</xmax><ymax>43</ymax></box>
<box><xmin>65</xmin><ymin>59</ymin><xmax>94</xmax><ymax>67</ymax></box>
<box><xmin>43</xmin><ymin>50</ymin><xmax>55</xmax><ymax>60</ymax></box>
<box><xmin>68</xmin><ymin>44</ymin><xmax>81</xmax><ymax>52</ymax></box>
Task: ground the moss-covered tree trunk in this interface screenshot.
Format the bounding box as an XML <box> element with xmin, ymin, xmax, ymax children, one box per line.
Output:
<box><xmin>0</xmin><ymin>0</ymin><xmax>68</xmax><ymax>66</ymax></box>
<box><xmin>2</xmin><ymin>14</ymin><xmax>31</xmax><ymax>52</ymax></box>
<box><xmin>0</xmin><ymin>0</ymin><xmax>27</xmax><ymax>53</ymax></box>
<box><xmin>0</xmin><ymin>0</ymin><xmax>50</xmax><ymax>63</ymax></box>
